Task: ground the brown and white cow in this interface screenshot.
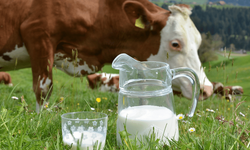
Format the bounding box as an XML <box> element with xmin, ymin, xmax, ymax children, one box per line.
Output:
<box><xmin>212</xmin><ymin>82</ymin><xmax>244</xmax><ymax>101</ymax></box>
<box><xmin>87</xmin><ymin>73</ymin><xmax>120</xmax><ymax>92</ymax></box>
<box><xmin>0</xmin><ymin>0</ymin><xmax>213</xmax><ymax>113</ymax></box>
<box><xmin>0</xmin><ymin>72</ymin><xmax>13</xmax><ymax>86</ymax></box>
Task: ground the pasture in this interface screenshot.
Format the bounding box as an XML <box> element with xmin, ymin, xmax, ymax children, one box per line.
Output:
<box><xmin>0</xmin><ymin>53</ymin><xmax>249</xmax><ymax>149</ymax></box>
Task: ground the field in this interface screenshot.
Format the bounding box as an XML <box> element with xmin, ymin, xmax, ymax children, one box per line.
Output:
<box><xmin>0</xmin><ymin>52</ymin><xmax>249</xmax><ymax>149</ymax></box>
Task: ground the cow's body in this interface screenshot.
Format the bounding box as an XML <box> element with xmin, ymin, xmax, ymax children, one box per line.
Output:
<box><xmin>0</xmin><ymin>0</ymin><xmax>213</xmax><ymax>113</ymax></box>
<box><xmin>0</xmin><ymin>72</ymin><xmax>13</xmax><ymax>86</ymax></box>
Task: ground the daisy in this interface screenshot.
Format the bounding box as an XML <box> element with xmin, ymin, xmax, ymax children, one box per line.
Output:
<box><xmin>11</xmin><ymin>96</ymin><xmax>19</xmax><ymax>100</ymax></box>
<box><xmin>239</xmin><ymin>112</ymin><xmax>245</xmax><ymax>117</ymax></box>
<box><xmin>176</xmin><ymin>114</ymin><xmax>185</xmax><ymax>120</ymax></box>
<box><xmin>188</xmin><ymin>128</ymin><xmax>195</xmax><ymax>133</ymax></box>
<box><xmin>209</xmin><ymin>109</ymin><xmax>215</xmax><ymax>113</ymax></box>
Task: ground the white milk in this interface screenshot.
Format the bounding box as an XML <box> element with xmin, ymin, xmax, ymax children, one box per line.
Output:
<box><xmin>117</xmin><ymin>105</ymin><xmax>178</xmax><ymax>145</ymax></box>
<box><xmin>63</xmin><ymin>131</ymin><xmax>105</xmax><ymax>150</ymax></box>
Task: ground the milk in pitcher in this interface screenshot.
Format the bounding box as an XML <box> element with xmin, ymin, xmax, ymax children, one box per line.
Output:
<box><xmin>117</xmin><ymin>105</ymin><xmax>179</xmax><ymax>145</ymax></box>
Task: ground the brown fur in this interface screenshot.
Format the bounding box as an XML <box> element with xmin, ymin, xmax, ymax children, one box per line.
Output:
<box><xmin>0</xmin><ymin>72</ymin><xmax>12</xmax><ymax>85</ymax></box>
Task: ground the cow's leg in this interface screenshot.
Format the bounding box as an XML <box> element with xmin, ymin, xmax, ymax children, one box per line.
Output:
<box><xmin>31</xmin><ymin>50</ymin><xmax>54</xmax><ymax>113</ymax></box>
<box><xmin>21</xmin><ymin>22</ymin><xmax>54</xmax><ymax>113</ymax></box>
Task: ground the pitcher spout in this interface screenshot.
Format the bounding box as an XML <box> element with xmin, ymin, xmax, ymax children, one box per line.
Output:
<box><xmin>112</xmin><ymin>53</ymin><xmax>141</xmax><ymax>71</ymax></box>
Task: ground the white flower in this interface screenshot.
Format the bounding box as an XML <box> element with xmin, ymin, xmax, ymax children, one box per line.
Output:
<box><xmin>188</xmin><ymin>128</ymin><xmax>195</xmax><ymax>133</ymax></box>
<box><xmin>77</xmin><ymin>126</ymin><xmax>84</xmax><ymax>132</ymax></box>
<box><xmin>196</xmin><ymin>114</ymin><xmax>201</xmax><ymax>117</ymax></box>
<box><xmin>91</xmin><ymin>107</ymin><xmax>95</xmax><ymax>110</ymax></box>
<box><xmin>100</xmin><ymin>120</ymin><xmax>103</xmax><ymax>126</ymax></box>
<box><xmin>84</xmin><ymin>118</ymin><xmax>89</xmax><ymax>124</ymax></box>
<box><xmin>176</xmin><ymin>114</ymin><xmax>185</xmax><ymax>120</ymax></box>
<box><xmin>75</xmin><ymin>118</ymin><xmax>80</xmax><ymax>123</ymax></box>
<box><xmin>239</xmin><ymin>112</ymin><xmax>245</xmax><ymax>117</ymax></box>
<box><xmin>70</xmin><ymin>125</ymin><xmax>76</xmax><ymax>131</ymax></box>
<box><xmin>210</xmin><ymin>109</ymin><xmax>215</xmax><ymax>113</ymax></box>
<box><xmin>93</xmin><ymin>121</ymin><xmax>97</xmax><ymax>126</ymax></box>
<box><xmin>182</xmin><ymin>120</ymin><xmax>190</xmax><ymax>124</ymax></box>
<box><xmin>11</xmin><ymin>96</ymin><xmax>19</xmax><ymax>100</ymax></box>
<box><xmin>206</xmin><ymin>108</ymin><xmax>215</xmax><ymax>113</ymax></box>
<box><xmin>67</xmin><ymin>121</ymin><xmax>72</xmax><ymax>125</ymax></box>
<box><xmin>97</xmin><ymin>126</ymin><xmax>103</xmax><ymax>132</ymax></box>
<box><xmin>88</xmin><ymin>127</ymin><xmax>94</xmax><ymax>132</ymax></box>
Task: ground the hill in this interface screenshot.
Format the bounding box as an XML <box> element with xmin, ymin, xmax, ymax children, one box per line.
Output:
<box><xmin>203</xmin><ymin>53</ymin><xmax>250</xmax><ymax>96</ymax></box>
<box><xmin>209</xmin><ymin>0</ymin><xmax>250</xmax><ymax>6</ymax></box>
<box><xmin>151</xmin><ymin>0</ymin><xmax>250</xmax><ymax>6</ymax></box>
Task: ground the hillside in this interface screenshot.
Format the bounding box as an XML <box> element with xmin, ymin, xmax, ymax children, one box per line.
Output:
<box><xmin>203</xmin><ymin>54</ymin><xmax>250</xmax><ymax>96</ymax></box>
<box><xmin>151</xmin><ymin>0</ymin><xmax>250</xmax><ymax>6</ymax></box>
<box><xmin>209</xmin><ymin>0</ymin><xmax>250</xmax><ymax>6</ymax></box>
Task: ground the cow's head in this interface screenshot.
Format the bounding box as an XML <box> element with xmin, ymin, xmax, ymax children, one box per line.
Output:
<box><xmin>122</xmin><ymin>3</ymin><xmax>213</xmax><ymax>100</ymax></box>
<box><xmin>149</xmin><ymin>4</ymin><xmax>213</xmax><ymax>100</ymax></box>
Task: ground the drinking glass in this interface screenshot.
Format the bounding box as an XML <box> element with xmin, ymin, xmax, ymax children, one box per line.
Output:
<box><xmin>61</xmin><ymin>111</ymin><xmax>108</xmax><ymax>150</ymax></box>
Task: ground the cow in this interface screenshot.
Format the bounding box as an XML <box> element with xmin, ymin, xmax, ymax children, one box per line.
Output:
<box><xmin>0</xmin><ymin>0</ymin><xmax>213</xmax><ymax>113</ymax></box>
<box><xmin>212</xmin><ymin>82</ymin><xmax>244</xmax><ymax>101</ymax></box>
<box><xmin>87</xmin><ymin>73</ymin><xmax>119</xmax><ymax>92</ymax></box>
<box><xmin>0</xmin><ymin>72</ymin><xmax>13</xmax><ymax>86</ymax></box>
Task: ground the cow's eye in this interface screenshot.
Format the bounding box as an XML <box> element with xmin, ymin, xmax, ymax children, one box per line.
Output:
<box><xmin>172</xmin><ymin>41</ymin><xmax>179</xmax><ymax>47</ymax></box>
<box><xmin>169</xmin><ymin>40</ymin><xmax>182</xmax><ymax>51</ymax></box>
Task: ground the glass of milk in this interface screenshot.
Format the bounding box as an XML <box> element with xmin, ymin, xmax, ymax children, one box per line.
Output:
<box><xmin>112</xmin><ymin>54</ymin><xmax>200</xmax><ymax>146</ymax></box>
<box><xmin>61</xmin><ymin>112</ymin><xmax>108</xmax><ymax>150</ymax></box>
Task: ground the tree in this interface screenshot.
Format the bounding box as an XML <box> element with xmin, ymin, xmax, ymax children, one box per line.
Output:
<box><xmin>198</xmin><ymin>33</ymin><xmax>218</xmax><ymax>63</ymax></box>
<box><xmin>161</xmin><ymin>3</ymin><xmax>168</xmax><ymax>10</ymax></box>
<box><xmin>230</xmin><ymin>44</ymin><xmax>236</xmax><ymax>51</ymax></box>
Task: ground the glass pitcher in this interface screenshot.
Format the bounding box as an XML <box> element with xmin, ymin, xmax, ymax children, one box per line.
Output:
<box><xmin>112</xmin><ymin>53</ymin><xmax>200</xmax><ymax>146</ymax></box>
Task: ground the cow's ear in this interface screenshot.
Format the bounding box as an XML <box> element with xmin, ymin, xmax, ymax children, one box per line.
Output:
<box><xmin>122</xmin><ymin>1</ymin><xmax>153</xmax><ymax>30</ymax></box>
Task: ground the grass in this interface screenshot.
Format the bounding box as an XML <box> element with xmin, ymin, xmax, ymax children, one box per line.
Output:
<box><xmin>0</xmin><ymin>52</ymin><xmax>250</xmax><ymax>149</ymax></box>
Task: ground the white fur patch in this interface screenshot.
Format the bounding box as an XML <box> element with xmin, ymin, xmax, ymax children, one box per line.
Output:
<box><xmin>169</xmin><ymin>5</ymin><xmax>192</xmax><ymax>16</ymax></box>
<box><xmin>95</xmin><ymin>73</ymin><xmax>119</xmax><ymax>92</ymax></box>
<box><xmin>231</xmin><ymin>86</ymin><xmax>243</xmax><ymax>91</ymax></box>
<box><xmin>40</xmin><ymin>77</ymin><xmax>52</xmax><ymax>93</ymax></box>
<box><xmin>8</xmin><ymin>83</ymin><xmax>13</xmax><ymax>87</ymax></box>
<box><xmin>36</xmin><ymin>101</ymin><xmax>42</xmax><ymax>113</ymax></box>
<box><xmin>54</xmin><ymin>52</ymin><xmax>96</xmax><ymax>76</ymax></box>
<box><xmin>0</xmin><ymin>44</ymin><xmax>30</xmax><ymax>70</ymax></box>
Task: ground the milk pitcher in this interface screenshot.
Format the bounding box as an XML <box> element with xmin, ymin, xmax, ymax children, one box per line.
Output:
<box><xmin>112</xmin><ymin>53</ymin><xmax>200</xmax><ymax>146</ymax></box>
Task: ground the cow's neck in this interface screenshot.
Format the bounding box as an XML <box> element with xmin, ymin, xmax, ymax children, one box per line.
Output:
<box><xmin>95</xmin><ymin>0</ymin><xmax>161</xmax><ymax>63</ymax></box>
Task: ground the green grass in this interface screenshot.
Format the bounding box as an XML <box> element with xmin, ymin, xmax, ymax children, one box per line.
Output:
<box><xmin>0</xmin><ymin>54</ymin><xmax>250</xmax><ymax>149</ymax></box>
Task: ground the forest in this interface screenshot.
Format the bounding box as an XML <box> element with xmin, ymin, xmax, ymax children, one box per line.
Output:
<box><xmin>161</xmin><ymin>4</ymin><xmax>250</xmax><ymax>51</ymax></box>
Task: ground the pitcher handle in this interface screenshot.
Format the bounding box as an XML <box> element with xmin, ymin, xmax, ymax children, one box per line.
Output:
<box><xmin>171</xmin><ymin>67</ymin><xmax>200</xmax><ymax>117</ymax></box>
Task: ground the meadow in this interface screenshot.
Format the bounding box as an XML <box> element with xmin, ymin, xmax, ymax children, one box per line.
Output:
<box><xmin>0</xmin><ymin>52</ymin><xmax>249</xmax><ymax>149</ymax></box>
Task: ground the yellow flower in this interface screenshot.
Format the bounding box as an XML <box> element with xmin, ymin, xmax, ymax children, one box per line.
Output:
<box><xmin>77</xmin><ymin>103</ymin><xmax>79</xmax><ymax>106</ymax></box>
<box><xmin>96</xmin><ymin>98</ymin><xmax>101</xmax><ymax>103</ymax></box>
<box><xmin>228</xmin><ymin>108</ymin><xmax>230</xmax><ymax>110</ymax></box>
<box><xmin>59</xmin><ymin>97</ymin><xmax>64</xmax><ymax>102</ymax></box>
<box><xmin>227</xmin><ymin>100</ymin><xmax>229</xmax><ymax>102</ymax></box>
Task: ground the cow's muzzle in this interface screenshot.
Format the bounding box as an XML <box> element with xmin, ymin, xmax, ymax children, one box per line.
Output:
<box><xmin>199</xmin><ymin>85</ymin><xmax>213</xmax><ymax>100</ymax></box>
